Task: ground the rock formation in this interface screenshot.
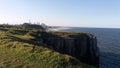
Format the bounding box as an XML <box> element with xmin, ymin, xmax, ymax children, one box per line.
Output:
<box><xmin>43</xmin><ymin>33</ymin><xmax>99</xmax><ymax>67</ymax></box>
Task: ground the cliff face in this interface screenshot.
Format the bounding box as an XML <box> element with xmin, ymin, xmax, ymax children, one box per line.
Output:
<box><xmin>43</xmin><ymin>33</ymin><xmax>99</xmax><ymax>67</ymax></box>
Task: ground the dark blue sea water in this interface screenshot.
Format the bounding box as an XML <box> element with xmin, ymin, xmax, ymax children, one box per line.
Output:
<box><xmin>59</xmin><ymin>27</ymin><xmax>120</xmax><ymax>68</ymax></box>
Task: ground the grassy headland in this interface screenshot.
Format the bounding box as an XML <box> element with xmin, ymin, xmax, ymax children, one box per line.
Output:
<box><xmin>0</xmin><ymin>24</ymin><xmax>94</xmax><ymax>68</ymax></box>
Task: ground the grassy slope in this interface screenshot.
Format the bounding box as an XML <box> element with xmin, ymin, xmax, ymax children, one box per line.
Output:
<box><xmin>0</xmin><ymin>27</ymin><xmax>94</xmax><ymax>68</ymax></box>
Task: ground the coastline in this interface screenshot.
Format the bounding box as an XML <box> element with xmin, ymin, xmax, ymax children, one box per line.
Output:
<box><xmin>47</xmin><ymin>27</ymin><xmax>70</xmax><ymax>31</ymax></box>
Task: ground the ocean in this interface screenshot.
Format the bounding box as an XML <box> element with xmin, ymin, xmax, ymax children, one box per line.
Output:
<box><xmin>59</xmin><ymin>27</ymin><xmax>120</xmax><ymax>68</ymax></box>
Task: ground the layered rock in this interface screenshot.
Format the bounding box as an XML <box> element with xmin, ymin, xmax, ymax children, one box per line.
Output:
<box><xmin>43</xmin><ymin>33</ymin><xmax>99</xmax><ymax>67</ymax></box>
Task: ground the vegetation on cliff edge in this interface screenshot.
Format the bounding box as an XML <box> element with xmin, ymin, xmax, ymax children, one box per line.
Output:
<box><xmin>0</xmin><ymin>24</ymin><xmax>94</xmax><ymax>68</ymax></box>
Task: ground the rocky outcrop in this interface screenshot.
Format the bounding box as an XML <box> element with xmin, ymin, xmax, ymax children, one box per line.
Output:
<box><xmin>43</xmin><ymin>33</ymin><xmax>99</xmax><ymax>67</ymax></box>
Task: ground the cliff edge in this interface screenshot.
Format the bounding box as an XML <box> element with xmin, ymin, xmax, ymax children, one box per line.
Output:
<box><xmin>43</xmin><ymin>32</ymin><xmax>99</xmax><ymax>67</ymax></box>
<box><xmin>0</xmin><ymin>24</ymin><xmax>99</xmax><ymax>68</ymax></box>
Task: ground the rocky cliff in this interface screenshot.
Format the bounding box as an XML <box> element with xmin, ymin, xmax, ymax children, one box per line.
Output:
<box><xmin>43</xmin><ymin>32</ymin><xmax>99</xmax><ymax>67</ymax></box>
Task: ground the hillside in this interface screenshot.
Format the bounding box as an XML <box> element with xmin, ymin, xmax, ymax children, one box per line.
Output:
<box><xmin>0</xmin><ymin>24</ymin><xmax>95</xmax><ymax>68</ymax></box>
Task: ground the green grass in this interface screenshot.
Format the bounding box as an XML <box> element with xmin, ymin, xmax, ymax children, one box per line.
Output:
<box><xmin>0</xmin><ymin>27</ymin><xmax>95</xmax><ymax>68</ymax></box>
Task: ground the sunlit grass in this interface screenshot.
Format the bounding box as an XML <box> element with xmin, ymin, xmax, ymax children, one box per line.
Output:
<box><xmin>0</xmin><ymin>26</ymin><xmax>94</xmax><ymax>68</ymax></box>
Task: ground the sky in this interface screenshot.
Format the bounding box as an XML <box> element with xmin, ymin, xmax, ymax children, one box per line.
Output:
<box><xmin>0</xmin><ymin>0</ymin><xmax>120</xmax><ymax>28</ymax></box>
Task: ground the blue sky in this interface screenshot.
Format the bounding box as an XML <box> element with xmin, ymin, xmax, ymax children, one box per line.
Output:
<box><xmin>0</xmin><ymin>0</ymin><xmax>120</xmax><ymax>28</ymax></box>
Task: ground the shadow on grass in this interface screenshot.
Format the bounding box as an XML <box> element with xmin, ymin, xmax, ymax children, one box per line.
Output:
<box><xmin>9</xmin><ymin>32</ymin><xmax>61</xmax><ymax>50</ymax></box>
